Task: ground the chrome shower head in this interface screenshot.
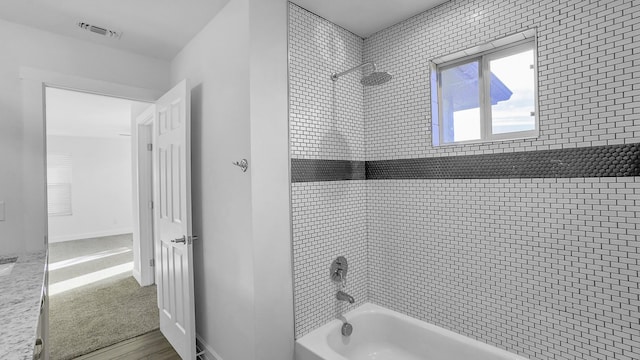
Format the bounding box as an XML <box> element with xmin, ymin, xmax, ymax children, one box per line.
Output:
<box><xmin>361</xmin><ymin>71</ymin><xmax>393</xmax><ymax>86</ymax></box>
<box><xmin>331</xmin><ymin>62</ymin><xmax>392</xmax><ymax>86</ymax></box>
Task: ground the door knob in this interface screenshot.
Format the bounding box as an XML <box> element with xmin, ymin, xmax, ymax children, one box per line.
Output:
<box><xmin>171</xmin><ymin>236</ymin><xmax>186</xmax><ymax>244</ymax></box>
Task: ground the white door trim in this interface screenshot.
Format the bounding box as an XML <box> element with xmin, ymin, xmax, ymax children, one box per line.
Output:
<box><xmin>31</xmin><ymin>67</ymin><xmax>161</xmax><ymax>360</ymax></box>
<box><xmin>133</xmin><ymin>106</ymin><xmax>157</xmax><ymax>286</ymax></box>
<box><xmin>20</xmin><ymin>66</ymin><xmax>163</xmax><ymax>101</ymax></box>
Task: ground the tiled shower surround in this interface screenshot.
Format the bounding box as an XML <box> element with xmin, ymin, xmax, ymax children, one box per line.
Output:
<box><xmin>289</xmin><ymin>3</ymin><xmax>364</xmax><ymax>160</ymax></box>
<box><xmin>291</xmin><ymin>181</ymin><xmax>368</xmax><ymax>336</ymax></box>
<box><xmin>289</xmin><ymin>3</ymin><xmax>369</xmax><ymax>337</ymax></box>
<box><xmin>289</xmin><ymin>1</ymin><xmax>640</xmax><ymax>360</ymax></box>
<box><xmin>368</xmin><ymin>178</ymin><xmax>640</xmax><ymax>359</ymax></box>
<box><xmin>364</xmin><ymin>0</ymin><xmax>640</xmax><ymax>159</ymax></box>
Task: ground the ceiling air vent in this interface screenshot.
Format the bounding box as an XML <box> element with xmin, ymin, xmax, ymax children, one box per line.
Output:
<box><xmin>77</xmin><ymin>22</ymin><xmax>122</xmax><ymax>39</ymax></box>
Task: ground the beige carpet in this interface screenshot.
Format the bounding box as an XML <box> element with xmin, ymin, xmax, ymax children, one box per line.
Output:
<box><xmin>49</xmin><ymin>277</ymin><xmax>159</xmax><ymax>360</ymax></box>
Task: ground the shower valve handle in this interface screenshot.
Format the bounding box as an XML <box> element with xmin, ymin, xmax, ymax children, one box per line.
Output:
<box><xmin>331</xmin><ymin>256</ymin><xmax>349</xmax><ymax>287</ymax></box>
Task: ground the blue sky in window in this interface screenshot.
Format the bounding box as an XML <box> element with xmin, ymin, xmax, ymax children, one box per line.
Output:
<box><xmin>490</xmin><ymin>50</ymin><xmax>535</xmax><ymax>134</ymax></box>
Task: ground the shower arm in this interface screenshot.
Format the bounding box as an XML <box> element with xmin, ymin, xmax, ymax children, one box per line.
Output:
<box><xmin>331</xmin><ymin>62</ymin><xmax>377</xmax><ymax>81</ymax></box>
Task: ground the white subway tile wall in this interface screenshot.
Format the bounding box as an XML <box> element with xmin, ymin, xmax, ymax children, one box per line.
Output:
<box><xmin>289</xmin><ymin>0</ymin><xmax>640</xmax><ymax>359</ymax></box>
<box><xmin>364</xmin><ymin>0</ymin><xmax>640</xmax><ymax>160</ymax></box>
<box><xmin>292</xmin><ymin>181</ymin><xmax>368</xmax><ymax>337</ymax></box>
<box><xmin>368</xmin><ymin>178</ymin><xmax>640</xmax><ymax>360</ymax></box>
<box><xmin>289</xmin><ymin>4</ymin><xmax>365</xmax><ymax>160</ymax></box>
<box><xmin>289</xmin><ymin>3</ymin><xmax>368</xmax><ymax>337</ymax></box>
<box><xmin>362</xmin><ymin>0</ymin><xmax>640</xmax><ymax>359</ymax></box>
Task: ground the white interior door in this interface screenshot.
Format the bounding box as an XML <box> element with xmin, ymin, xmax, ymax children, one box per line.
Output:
<box><xmin>153</xmin><ymin>79</ymin><xmax>196</xmax><ymax>359</ymax></box>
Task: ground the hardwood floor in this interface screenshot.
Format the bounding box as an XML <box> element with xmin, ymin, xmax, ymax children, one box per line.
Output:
<box><xmin>73</xmin><ymin>329</ymin><xmax>180</xmax><ymax>360</ymax></box>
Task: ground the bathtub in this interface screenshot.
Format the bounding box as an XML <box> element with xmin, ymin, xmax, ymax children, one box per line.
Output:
<box><xmin>296</xmin><ymin>303</ymin><xmax>528</xmax><ymax>360</ymax></box>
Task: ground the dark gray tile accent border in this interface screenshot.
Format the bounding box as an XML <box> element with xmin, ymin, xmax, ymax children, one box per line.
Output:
<box><xmin>291</xmin><ymin>159</ymin><xmax>366</xmax><ymax>182</ymax></box>
<box><xmin>366</xmin><ymin>144</ymin><xmax>640</xmax><ymax>180</ymax></box>
<box><xmin>292</xmin><ymin>144</ymin><xmax>640</xmax><ymax>182</ymax></box>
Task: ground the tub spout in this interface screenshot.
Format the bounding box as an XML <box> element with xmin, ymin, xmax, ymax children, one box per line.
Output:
<box><xmin>337</xmin><ymin>291</ymin><xmax>354</xmax><ymax>304</ymax></box>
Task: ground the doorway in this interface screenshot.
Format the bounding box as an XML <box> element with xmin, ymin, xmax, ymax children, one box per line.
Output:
<box><xmin>44</xmin><ymin>87</ymin><xmax>163</xmax><ymax>359</ymax></box>
<box><xmin>36</xmin><ymin>76</ymin><xmax>196</xmax><ymax>359</ymax></box>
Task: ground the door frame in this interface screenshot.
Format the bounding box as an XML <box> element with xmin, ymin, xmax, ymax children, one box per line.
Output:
<box><xmin>25</xmin><ymin>67</ymin><xmax>162</xmax><ymax>360</ymax></box>
<box><xmin>133</xmin><ymin>106</ymin><xmax>157</xmax><ymax>286</ymax></box>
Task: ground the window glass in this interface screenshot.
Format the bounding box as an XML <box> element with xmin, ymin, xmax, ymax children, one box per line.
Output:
<box><xmin>440</xmin><ymin>61</ymin><xmax>481</xmax><ymax>143</ymax></box>
<box><xmin>47</xmin><ymin>153</ymin><xmax>73</xmax><ymax>216</ymax></box>
<box><xmin>48</xmin><ymin>184</ymin><xmax>72</xmax><ymax>216</ymax></box>
<box><xmin>432</xmin><ymin>36</ymin><xmax>537</xmax><ymax>146</ymax></box>
<box><xmin>490</xmin><ymin>49</ymin><xmax>536</xmax><ymax>135</ymax></box>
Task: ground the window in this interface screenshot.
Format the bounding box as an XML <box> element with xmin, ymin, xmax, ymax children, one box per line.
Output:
<box><xmin>431</xmin><ymin>33</ymin><xmax>537</xmax><ymax>146</ymax></box>
<box><xmin>47</xmin><ymin>153</ymin><xmax>73</xmax><ymax>216</ymax></box>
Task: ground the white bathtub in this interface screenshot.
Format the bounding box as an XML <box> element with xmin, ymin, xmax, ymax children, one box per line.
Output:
<box><xmin>296</xmin><ymin>303</ymin><xmax>528</xmax><ymax>360</ymax></box>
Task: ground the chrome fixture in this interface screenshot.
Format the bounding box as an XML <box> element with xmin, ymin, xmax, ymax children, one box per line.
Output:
<box><xmin>171</xmin><ymin>236</ymin><xmax>186</xmax><ymax>244</ymax></box>
<box><xmin>337</xmin><ymin>290</ymin><xmax>355</xmax><ymax>304</ymax></box>
<box><xmin>330</xmin><ymin>256</ymin><xmax>348</xmax><ymax>286</ymax></box>
<box><xmin>171</xmin><ymin>235</ymin><xmax>199</xmax><ymax>245</ymax></box>
<box><xmin>331</xmin><ymin>62</ymin><xmax>393</xmax><ymax>86</ymax></box>
<box><xmin>341</xmin><ymin>322</ymin><xmax>353</xmax><ymax>336</ymax></box>
<box><xmin>337</xmin><ymin>314</ymin><xmax>353</xmax><ymax>337</ymax></box>
<box><xmin>233</xmin><ymin>159</ymin><xmax>248</xmax><ymax>172</ymax></box>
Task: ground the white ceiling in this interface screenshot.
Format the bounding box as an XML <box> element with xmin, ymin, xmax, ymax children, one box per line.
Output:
<box><xmin>0</xmin><ymin>0</ymin><xmax>449</xmax><ymax>61</ymax></box>
<box><xmin>46</xmin><ymin>88</ymin><xmax>148</xmax><ymax>138</ymax></box>
<box><xmin>291</xmin><ymin>0</ymin><xmax>451</xmax><ymax>38</ymax></box>
<box><xmin>0</xmin><ymin>0</ymin><xmax>230</xmax><ymax>60</ymax></box>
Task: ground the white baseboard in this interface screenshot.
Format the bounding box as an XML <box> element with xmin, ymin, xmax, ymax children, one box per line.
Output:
<box><xmin>132</xmin><ymin>268</ymin><xmax>142</xmax><ymax>285</ymax></box>
<box><xmin>48</xmin><ymin>228</ymin><xmax>133</xmax><ymax>243</ymax></box>
<box><xmin>196</xmin><ymin>334</ymin><xmax>223</xmax><ymax>360</ymax></box>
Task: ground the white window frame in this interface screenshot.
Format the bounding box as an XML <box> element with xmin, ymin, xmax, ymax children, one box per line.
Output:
<box><xmin>47</xmin><ymin>153</ymin><xmax>73</xmax><ymax>216</ymax></box>
<box><xmin>432</xmin><ymin>31</ymin><xmax>539</xmax><ymax>146</ymax></box>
